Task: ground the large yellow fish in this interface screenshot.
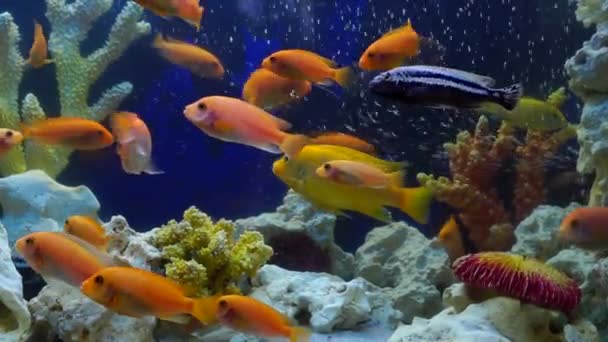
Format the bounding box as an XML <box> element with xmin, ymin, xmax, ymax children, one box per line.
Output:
<box><xmin>272</xmin><ymin>144</ymin><xmax>433</xmax><ymax>223</ymax></box>
<box><xmin>478</xmin><ymin>87</ymin><xmax>570</xmax><ymax>132</ymax></box>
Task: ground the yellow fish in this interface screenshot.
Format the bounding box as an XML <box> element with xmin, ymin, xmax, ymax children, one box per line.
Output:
<box><xmin>272</xmin><ymin>144</ymin><xmax>433</xmax><ymax>223</ymax></box>
<box><xmin>478</xmin><ymin>87</ymin><xmax>570</xmax><ymax>132</ymax></box>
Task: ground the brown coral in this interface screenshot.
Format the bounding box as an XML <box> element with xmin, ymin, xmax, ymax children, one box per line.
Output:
<box><xmin>419</xmin><ymin>116</ymin><xmax>566</xmax><ymax>259</ymax></box>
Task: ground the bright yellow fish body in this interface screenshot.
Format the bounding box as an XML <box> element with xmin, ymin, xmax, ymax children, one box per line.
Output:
<box><xmin>272</xmin><ymin>144</ymin><xmax>432</xmax><ymax>223</ymax></box>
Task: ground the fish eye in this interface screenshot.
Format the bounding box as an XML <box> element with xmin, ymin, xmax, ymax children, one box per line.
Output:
<box><xmin>94</xmin><ymin>275</ymin><xmax>104</xmax><ymax>285</ymax></box>
<box><xmin>570</xmin><ymin>219</ymin><xmax>579</xmax><ymax>229</ymax></box>
<box><xmin>283</xmin><ymin>156</ymin><xmax>289</xmax><ymax>162</ymax></box>
<box><xmin>367</xmin><ymin>52</ymin><xmax>375</xmax><ymax>58</ymax></box>
<box><xmin>96</xmin><ymin>130</ymin><xmax>104</xmax><ymax>136</ymax></box>
<box><xmin>269</xmin><ymin>56</ymin><xmax>276</xmax><ymax>63</ymax></box>
<box><xmin>323</xmin><ymin>163</ymin><xmax>331</xmax><ymax>170</ymax></box>
<box><xmin>25</xmin><ymin>237</ymin><xmax>34</xmax><ymax>245</ymax></box>
<box><xmin>218</xmin><ymin>299</ymin><xmax>228</xmax><ymax>308</ymax></box>
<box><xmin>5</xmin><ymin>130</ymin><xmax>13</xmax><ymax>138</ymax></box>
<box><xmin>198</xmin><ymin>102</ymin><xmax>206</xmax><ymax>110</ymax></box>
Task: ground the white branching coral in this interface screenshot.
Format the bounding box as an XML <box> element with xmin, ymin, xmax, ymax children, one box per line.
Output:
<box><xmin>575</xmin><ymin>0</ymin><xmax>608</xmax><ymax>27</ymax></box>
<box><xmin>0</xmin><ymin>1</ymin><xmax>150</xmax><ymax>177</ymax></box>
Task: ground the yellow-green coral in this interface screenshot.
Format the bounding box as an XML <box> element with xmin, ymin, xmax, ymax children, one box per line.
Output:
<box><xmin>153</xmin><ymin>206</ymin><xmax>273</xmax><ymax>296</ymax></box>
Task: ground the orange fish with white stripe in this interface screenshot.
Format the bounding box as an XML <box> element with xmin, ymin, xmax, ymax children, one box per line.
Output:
<box><xmin>81</xmin><ymin>266</ymin><xmax>219</xmax><ymax>325</ymax></box>
<box><xmin>27</xmin><ymin>21</ymin><xmax>53</xmax><ymax>68</ymax></box>
<box><xmin>133</xmin><ymin>0</ymin><xmax>204</xmax><ymax>30</ymax></box>
<box><xmin>111</xmin><ymin>112</ymin><xmax>163</xmax><ymax>175</ymax></box>
<box><xmin>64</xmin><ymin>215</ymin><xmax>110</xmax><ymax>251</ymax></box>
<box><xmin>20</xmin><ymin>117</ymin><xmax>114</xmax><ymax>150</ymax></box>
<box><xmin>262</xmin><ymin>50</ymin><xmax>353</xmax><ymax>88</ymax></box>
<box><xmin>359</xmin><ymin>19</ymin><xmax>420</xmax><ymax>71</ymax></box>
<box><xmin>153</xmin><ymin>35</ymin><xmax>224</xmax><ymax>79</ymax></box>
<box><xmin>15</xmin><ymin>232</ymin><xmax>118</xmax><ymax>288</ymax></box>
<box><xmin>217</xmin><ymin>295</ymin><xmax>311</xmax><ymax>342</ymax></box>
<box><xmin>183</xmin><ymin>96</ymin><xmax>305</xmax><ymax>154</ymax></box>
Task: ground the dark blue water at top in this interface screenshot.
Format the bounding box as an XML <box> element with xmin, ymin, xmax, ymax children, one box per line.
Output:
<box><xmin>4</xmin><ymin>0</ymin><xmax>592</xmax><ymax>252</ymax></box>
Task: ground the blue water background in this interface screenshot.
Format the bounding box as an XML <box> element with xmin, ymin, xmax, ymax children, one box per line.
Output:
<box><xmin>4</xmin><ymin>0</ymin><xmax>591</xmax><ymax>252</ymax></box>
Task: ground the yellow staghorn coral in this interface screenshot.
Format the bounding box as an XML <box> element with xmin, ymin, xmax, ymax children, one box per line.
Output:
<box><xmin>152</xmin><ymin>206</ymin><xmax>274</xmax><ymax>297</ymax></box>
<box><xmin>0</xmin><ymin>0</ymin><xmax>150</xmax><ymax>177</ymax></box>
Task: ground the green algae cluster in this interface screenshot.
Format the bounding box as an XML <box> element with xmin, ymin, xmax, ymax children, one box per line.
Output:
<box><xmin>152</xmin><ymin>206</ymin><xmax>273</xmax><ymax>296</ymax></box>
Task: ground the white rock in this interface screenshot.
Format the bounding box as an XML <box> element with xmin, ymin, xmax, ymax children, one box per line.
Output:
<box><xmin>355</xmin><ymin>222</ymin><xmax>455</xmax><ymax>322</ymax></box>
<box><xmin>566</xmin><ymin>27</ymin><xmax>608</xmax><ymax>99</ymax></box>
<box><xmin>0</xmin><ymin>222</ymin><xmax>30</xmax><ymax>341</ymax></box>
<box><xmin>104</xmin><ymin>215</ymin><xmax>162</xmax><ymax>271</ymax></box>
<box><xmin>27</xmin><ymin>284</ymin><xmax>155</xmax><ymax>342</ymax></box>
<box><xmin>235</xmin><ymin>190</ymin><xmax>354</xmax><ymax>279</ymax></box>
<box><xmin>250</xmin><ymin>265</ymin><xmax>401</xmax><ymax>334</ymax></box>
<box><xmin>0</xmin><ymin>170</ymin><xmax>99</xmax><ymax>246</ymax></box>
<box><xmin>547</xmin><ymin>248</ymin><xmax>608</xmax><ymax>337</ymax></box>
<box><xmin>511</xmin><ymin>204</ymin><xmax>580</xmax><ymax>259</ymax></box>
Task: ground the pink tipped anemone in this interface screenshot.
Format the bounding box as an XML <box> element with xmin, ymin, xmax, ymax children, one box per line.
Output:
<box><xmin>453</xmin><ymin>252</ymin><xmax>581</xmax><ymax>313</ymax></box>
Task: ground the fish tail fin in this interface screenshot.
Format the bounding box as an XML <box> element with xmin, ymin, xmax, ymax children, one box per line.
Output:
<box><xmin>495</xmin><ymin>83</ymin><xmax>523</xmax><ymax>111</ymax></box>
<box><xmin>334</xmin><ymin>66</ymin><xmax>354</xmax><ymax>88</ymax></box>
<box><xmin>390</xmin><ymin>170</ymin><xmax>405</xmax><ymax>188</ymax></box>
<box><xmin>191</xmin><ymin>295</ymin><xmax>220</xmax><ymax>325</ymax></box>
<box><xmin>152</xmin><ymin>34</ymin><xmax>165</xmax><ymax>49</ymax></box>
<box><xmin>399</xmin><ymin>186</ymin><xmax>433</xmax><ymax>224</ymax></box>
<box><xmin>280</xmin><ymin>134</ymin><xmax>310</xmax><ymax>157</ymax></box>
<box><xmin>290</xmin><ymin>326</ymin><xmax>312</xmax><ymax>342</ymax></box>
<box><xmin>144</xmin><ymin>160</ymin><xmax>165</xmax><ymax>175</ymax></box>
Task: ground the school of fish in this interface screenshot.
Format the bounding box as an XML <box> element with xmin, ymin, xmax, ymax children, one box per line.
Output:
<box><xmin>5</xmin><ymin>2</ymin><xmax>590</xmax><ymax>342</ymax></box>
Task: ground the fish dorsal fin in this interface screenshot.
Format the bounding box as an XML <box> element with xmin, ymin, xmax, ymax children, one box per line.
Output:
<box><xmin>296</xmin><ymin>50</ymin><xmax>337</xmax><ymax>68</ymax></box>
<box><xmin>381</xmin><ymin>19</ymin><xmax>415</xmax><ymax>38</ymax></box>
<box><xmin>436</xmin><ymin>67</ymin><xmax>496</xmax><ymax>87</ymax></box>
<box><xmin>546</xmin><ymin>87</ymin><xmax>567</xmax><ymax>108</ymax></box>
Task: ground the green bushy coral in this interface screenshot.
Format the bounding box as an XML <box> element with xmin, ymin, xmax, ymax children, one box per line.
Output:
<box><xmin>153</xmin><ymin>206</ymin><xmax>273</xmax><ymax>296</ymax></box>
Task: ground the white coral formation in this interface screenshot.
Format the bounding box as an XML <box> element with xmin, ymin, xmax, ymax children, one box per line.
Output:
<box><xmin>46</xmin><ymin>0</ymin><xmax>149</xmax><ymax>120</ymax></box>
<box><xmin>575</xmin><ymin>0</ymin><xmax>608</xmax><ymax>27</ymax></box>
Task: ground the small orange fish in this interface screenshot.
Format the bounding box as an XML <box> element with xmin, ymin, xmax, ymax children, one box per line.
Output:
<box><xmin>27</xmin><ymin>21</ymin><xmax>53</xmax><ymax>69</ymax></box>
<box><xmin>262</xmin><ymin>49</ymin><xmax>353</xmax><ymax>88</ymax></box>
<box><xmin>64</xmin><ymin>215</ymin><xmax>110</xmax><ymax>251</ymax></box>
<box><xmin>81</xmin><ymin>267</ymin><xmax>218</xmax><ymax>325</ymax></box>
<box><xmin>133</xmin><ymin>0</ymin><xmax>204</xmax><ymax>30</ymax></box>
<box><xmin>559</xmin><ymin>207</ymin><xmax>608</xmax><ymax>249</ymax></box>
<box><xmin>315</xmin><ymin>160</ymin><xmax>403</xmax><ymax>189</ymax></box>
<box><xmin>111</xmin><ymin>112</ymin><xmax>163</xmax><ymax>175</ymax></box>
<box><xmin>437</xmin><ymin>216</ymin><xmax>466</xmax><ymax>261</ymax></box>
<box><xmin>15</xmin><ymin>232</ymin><xmax>117</xmax><ymax>288</ymax></box>
<box><xmin>153</xmin><ymin>35</ymin><xmax>224</xmax><ymax>79</ymax></box>
<box><xmin>183</xmin><ymin>96</ymin><xmax>303</xmax><ymax>154</ymax></box>
<box><xmin>243</xmin><ymin>69</ymin><xmax>312</xmax><ymax>110</ymax></box>
<box><xmin>217</xmin><ymin>295</ymin><xmax>311</xmax><ymax>342</ymax></box>
<box><xmin>0</xmin><ymin>129</ymin><xmax>23</xmax><ymax>157</ymax></box>
<box><xmin>21</xmin><ymin>117</ymin><xmax>114</xmax><ymax>150</ymax></box>
<box><xmin>359</xmin><ymin>19</ymin><xmax>420</xmax><ymax>71</ymax></box>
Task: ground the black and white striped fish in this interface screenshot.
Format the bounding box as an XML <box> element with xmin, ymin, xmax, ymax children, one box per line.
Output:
<box><xmin>369</xmin><ymin>65</ymin><xmax>523</xmax><ymax>110</ymax></box>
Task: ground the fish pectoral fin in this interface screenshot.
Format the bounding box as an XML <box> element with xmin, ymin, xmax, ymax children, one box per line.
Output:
<box><xmin>159</xmin><ymin>314</ymin><xmax>192</xmax><ymax>324</ymax></box>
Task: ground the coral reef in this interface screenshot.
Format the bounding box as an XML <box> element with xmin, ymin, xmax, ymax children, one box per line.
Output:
<box><xmin>0</xmin><ymin>0</ymin><xmax>150</xmax><ymax>177</ymax></box>
<box><xmin>0</xmin><ymin>222</ymin><xmax>30</xmax><ymax>341</ymax></box>
<box><xmin>355</xmin><ymin>222</ymin><xmax>455</xmax><ymax>322</ymax></box>
<box><xmin>418</xmin><ymin>116</ymin><xmax>564</xmax><ymax>259</ymax></box>
<box><xmin>104</xmin><ymin>215</ymin><xmax>162</xmax><ymax>271</ymax></box>
<box><xmin>249</xmin><ymin>265</ymin><xmax>401</xmax><ymax>333</ymax></box>
<box><xmin>0</xmin><ymin>170</ymin><xmax>99</xmax><ymax>247</ymax></box>
<box><xmin>152</xmin><ymin>206</ymin><xmax>273</xmax><ymax>296</ymax></box>
<box><xmin>453</xmin><ymin>252</ymin><xmax>581</xmax><ymax>313</ymax></box>
<box><xmin>234</xmin><ymin>190</ymin><xmax>354</xmax><ymax>279</ymax></box>
<box><xmin>566</xmin><ymin>1</ymin><xmax>608</xmax><ymax>206</ymax></box>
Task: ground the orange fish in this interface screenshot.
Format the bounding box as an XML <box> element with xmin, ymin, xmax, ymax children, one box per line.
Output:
<box><xmin>262</xmin><ymin>49</ymin><xmax>353</xmax><ymax>88</ymax></box>
<box><xmin>183</xmin><ymin>96</ymin><xmax>304</xmax><ymax>154</ymax></box>
<box><xmin>27</xmin><ymin>21</ymin><xmax>53</xmax><ymax>69</ymax></box>
<box><xmin>81</xmin><ymin>266</ymin><xmax>218</xmax><ymax>325</ymax></box>
<box><xmin>315</xmin><ymin>160</ymin><xmax>402</xmax><ymax>189</ymax></box>
<box><xmin>437</xmin><ymin>216</ymin><xmax>466</xmax><ymax>261</ymax></box>
<box><xmin>559</xmin><ymin>207</ymin><xmax>608</xmax><ymax>249</ymax></box>
<box><xmin>243</xmin><ymin>69</ymin><xmax>312</xmax><ymax>110</ymax></box>
<box><xmin>0</xmin><ymin>129</ymin><xmax>23</xmax><ymax>157</ymax></box>
<box><xmin>21</xmin><ymin>117</ymin><xmax>114</xmax><ymax>150</ymax></box>
<box><xmin>111</xmin><ymin>112</ymin><xmax>163</xmax><ymax>175</ymax></box>
<box><xmin>153</xmin><ymin>35</ymin><xmax>224</xmax><ymax>79</ymax></box>
<box><xmin>217</xmin><ymin>295</ymin><xmax>311</xmax><ymax>342</ymax></box>
<box><xmin>64</xmin><ymin>215</ymin><xmax>110</xmax><ymax>251</ymax></box>
<box><xmin>133</xmin><ymin>0</ymin><xmax>204</xmax><ymax>30</ymax></box>
<box><xmin>359</xmin><ymin>19</ymin><xmax>420</xmax><ymax>71</ymax></box>
<box><xmin>15</xmin><ymin>232</ymin><xmax>117</xmax><ymax>288</ymax></box>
